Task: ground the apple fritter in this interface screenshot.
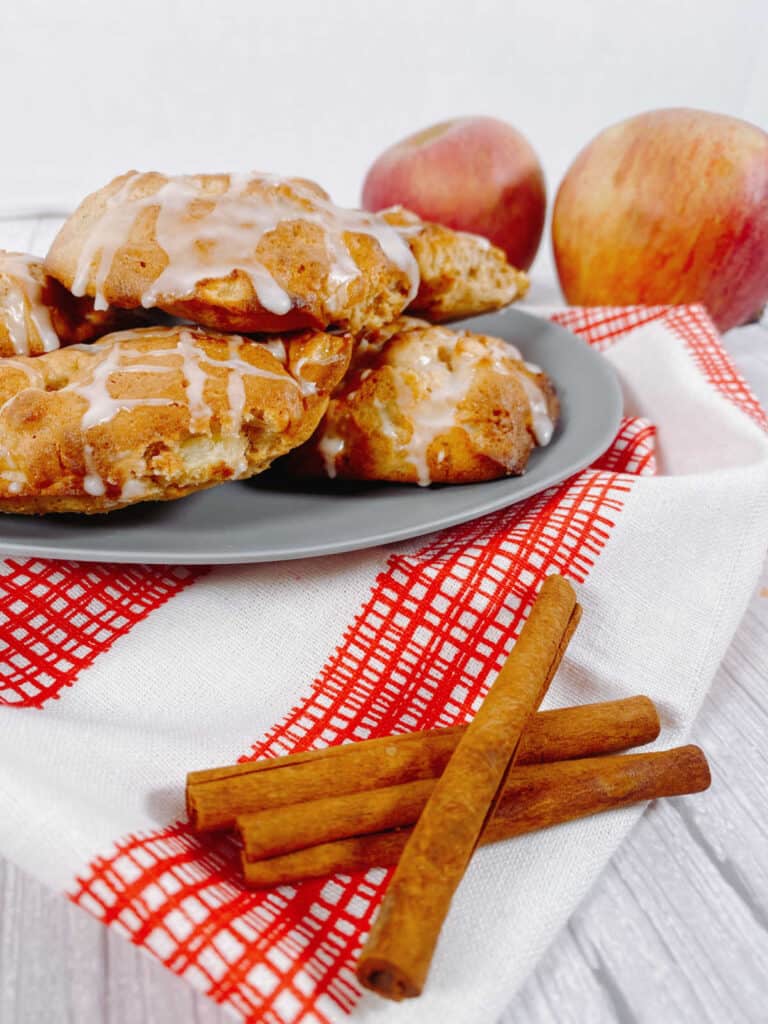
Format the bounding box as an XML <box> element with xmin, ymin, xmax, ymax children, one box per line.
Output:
<box><xmin>283</xmin><ymin>316</ymin><xmax>557</xmax><ymax>486</ymax></box>
<box><xmin>0</xmin><ymin>250</ymin><xmax>140</xmax><ymax>357</ymax></box>
<box><xmin>45</xmin><ymin>172</ymin><xmax>420</xmax><ymax>335</ymax></box>
<box><xmin>0</xmin><ymin>325</ymin><xmax>352</xmax><ymax>514</ymax></box>
<box><xmin>382</xmin><ymin>207</ymin><xmax>529</xmax><ymax>322</ymax></box>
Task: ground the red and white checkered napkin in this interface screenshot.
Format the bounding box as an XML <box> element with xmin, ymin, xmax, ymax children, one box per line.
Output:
<box><xmin>1</xmin><ymin>306</ymin><xmax>766</xmax><ymax>1024</ymax></box>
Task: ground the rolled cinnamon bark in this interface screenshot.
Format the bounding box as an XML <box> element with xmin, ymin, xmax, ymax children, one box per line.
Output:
<box><xmin>240</xmin><ymin>777</ymin><xmax>433</xmax><ymax>860</ymax></box>
<box><xmin>188</xmin><ymin>695</ymin><xmax>659</xmax><ymax>832</ymax></box>
<box><xmin>356</xmin><ymin>574</ymin><xmax>578</xmax><ymax>1000</ymax></box>
<box><xmin>238</xmin><ymin>695</ymin><xmax>657</xmax><ymax>860</ymax></box>
<box><xmin>241</xmin><ymin>746</ymin><xmax>711</xmax><ymax>888</ymax></box>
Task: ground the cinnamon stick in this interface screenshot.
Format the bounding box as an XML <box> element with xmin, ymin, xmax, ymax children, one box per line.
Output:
<box><xmin>188</xmin><ymin>695</ymin><xmax>659</xmax><ymax>832</ymax></box>
<box><xmin>240</xmin><ymin>778</ymin><xmax>433</xmax><ymax>860</ymax></box>
<box><xmin>241</xmin><ymin>745</ymin><xmax>710</xmax><ymax>888</ymax></box>
<box><xmin>238</xmin><ymin>695</ymin><xmax>659</xmax><ymax>860</ymax></box>
<box><xmin>356</xmin><ymin>573</ymin><xmax>578</xmax><ymax>1000</ymax></box>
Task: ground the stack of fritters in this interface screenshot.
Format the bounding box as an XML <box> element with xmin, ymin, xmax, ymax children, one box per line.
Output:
<box><xmin>0</xmin><ymin>170</ymin><xmax>556</xmax><ymax>514</ymax></box>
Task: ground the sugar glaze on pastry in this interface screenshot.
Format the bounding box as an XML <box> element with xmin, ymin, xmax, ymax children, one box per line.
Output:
<box><xmin>0</xmin><ymin>251</ymin><xmax>138</xmax><ymax>358</ymax></box>
<box><xmin>0</xmin><ymin>325</ymin><xmax>352</xmax><ymax>513</ymax></box>
<box><xmin>287</xmin><ymin>317</ymin><xmax>558</xmax><ymax>486</ymax></box>
<box><xmin>0</xmin><ymin>252</ymin><xmax>60</xmax><ymax>354</ymax></box>
<box><xmin>46</xmin><ymin>172</ymin><xmax>420</xmax><ymax>335</ymax></box>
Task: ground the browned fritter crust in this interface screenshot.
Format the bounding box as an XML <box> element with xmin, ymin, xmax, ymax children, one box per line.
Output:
<box><xmin>0</xmin><ymin>250</ymin><xmax>141</xmax><ymax>356</ymax></box>
<box><xmin>45</xmin><ymin>172</ymin><xmax>419</xmax><ymax>335</ymax></box>
<box><xmin>285</xmin><ymin>317</ymin><xmax>558</xmax><ymax>485</ymax></box>
<box><xmin>382</xmin><ymin>207</ymin><xmax>529</xmax><ymax>322</ymax></box>
<box><xmin>0</xmin><ymin>325</ymin><xmax>352</xmax><ymax>514</ymax></box>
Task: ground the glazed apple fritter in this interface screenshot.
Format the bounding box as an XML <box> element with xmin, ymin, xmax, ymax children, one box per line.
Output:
<box><xmin>284</xmin><ymin>316</ymin><xmax>557</xmax><ymax>486</ymax></box>
<box><xmin>0</xmin><ymin>324</ymin><xmax>352</xmax><ymax>514</ymax></box>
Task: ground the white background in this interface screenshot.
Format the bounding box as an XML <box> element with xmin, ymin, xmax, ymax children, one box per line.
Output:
<box><xmin>2</xmin><ymin>0</ymin><xmax>766</xmax><ymax>291</ymax></box>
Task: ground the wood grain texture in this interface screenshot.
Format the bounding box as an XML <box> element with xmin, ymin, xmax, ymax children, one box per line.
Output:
<box><xmin>1</xmin><ymin>215</ymin><xmax>767</xmax><ymax>1022</ymax></box>
<box><xmin>506</xmin><ymin>570</ymin><xmax>768</xmax><ymax>1024</ymax></box>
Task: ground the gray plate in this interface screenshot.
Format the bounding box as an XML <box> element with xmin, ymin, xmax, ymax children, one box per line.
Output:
<box><xmin>0</xmin><ymin>309</ymin><xmax>622</xmax><ymax>564</ymax></box>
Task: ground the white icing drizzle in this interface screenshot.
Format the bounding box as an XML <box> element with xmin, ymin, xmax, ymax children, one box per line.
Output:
<box><xmin>0</xmin><ymin>354</ymin><xmax>87</xmax><ymax>495</ymax></box>
<box><xmin>397</xmin><ymin>374</ymin><xmax>472</xmax><ymax>487</ymax></box>
<box><xmin>292</xmin><ymin>353</ymin><xmax>317</xmax><ymax>396</ymax></box>
<box><xmin>0</xmin><ymin>461</ymin><xmax>27</xmax><ymax>494</ymax></box>
<box><xmin>71</xmin><ymin>176</ymin><xmax>136</xmax><ymax>310</ymax></box>
<box><xmin>70</xmin><ymin>341</ymin><xmax>176</xmax><ymax>497</ymax></box>
<box><xmin>318</xmin><ymin>435</ymin><xmax>345</xmax><ymax>478</ymax></box>
<box><xmin>83</xmin><ymin>443</ymin><xmax>106</xmax><ymax>496</ymax></box>
<box><xmin>0</xmin><ymin>359</ymin><xmax>50</xmax><ymax>492</ymax></box>
<box><xmin>0</xmin><ymin>252</ymin><xmax>61</xmax><ymax>355</ymax></box>
<box><xmin>225</xmin><ymin>337</ymin><xmax>247</xmax><ymax>435</ymax></box>
<box><xmin>0</xmin><ymin>462</ymin><xmax>27</xmax><ymax>492</ymax></box>
<box><xmin>485</xmin><ymin>339</ymin><xmax>553</xmax><ymax>446</ymax></box>
<box><xmin>68</xmin><ymin>330</ymin><xmax>296</xmax><ymax>497</ymax></box>
<box><xmin>70</xmin><ymin>172</ymin><xmax>420</xmax><ymax>315</ymax></box>
<box><xmin>192</xmin><ymin>333</ymin><xmax>297</xmax><ymax>434</ymax></box>
<box><xmin>175</xmin><ymin>330</ymin><xmax>213</xmax><ymax>431</ymax></box>
<box><xmin>261</xmin><ymin>338</ymin><xmax>287</xmax><ymax>364</ymax></box>
<box><xmin>0</xmin><ymin>325</ymin><xmax>310</xmax><ymax>501</ymax></box>
<box><xmin>379</xmin><ymin>206</ymin><xmax>494</xmax><ymax>252</ymax></box>
<box><xmin>516</xmin><ymin>373</ymin><xmax>554</xmax><ymax>445</ymax></box>
<box><xmin>461</xmin><ymin>230</ymin><xmax>492</xmax><ymax>250</ymax></box>
<box><xmin>365</xmin><ymin>329</ymin><xmax>555</xmax><ymax>485</ymax></box>
<box><xmin>119</xmin><ymin>477</ymin><xmax>148</xmax><ymax>501</ymax></box>
<box><xmin>74</xmin><ymin>344</ymin><xmax>175</xmax><ymax>432</ymax></box>
<box><xmin>292</xmin><ymin>347</ymin><xmax>348</xmax><ymax>397</ymax></box>
<box><xmin>372</xmin><ymin>396</ymin><xmax>399</xmax><ymax>440</ymax></box>
<box><xmin>376</xmin><ymin>206</ymin><xmax>424</xmax><ymax>238</ymax></box>
<box><xmin>0</xmin><ymin>357</ymin><xmax>46</xmax><ymax>388</ymax></box>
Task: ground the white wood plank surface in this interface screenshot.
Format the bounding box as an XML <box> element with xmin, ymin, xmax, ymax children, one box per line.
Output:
<box><xmin>0</xmin><ymin>217</ymin><xmax>766</xmax><ymax>1023</ymax></box>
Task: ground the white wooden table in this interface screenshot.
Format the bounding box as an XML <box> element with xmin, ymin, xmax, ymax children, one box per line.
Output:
<box><xmin>1</xmin><ymin>219</ymin><xmax>767</xmax><ymax>1022</ymax></box>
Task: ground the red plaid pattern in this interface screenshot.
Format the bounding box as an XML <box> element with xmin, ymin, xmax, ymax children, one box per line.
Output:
<box><xmin>593</xmin><ymin>418</ymin><xmax>656</xmax><ymax>476</ymax></box>
<box><xmin>0</xmin><ymin>561</ymin><xmax>201</xmax><ymax>707</ymax></box>
<box><xmin>664</xmin><ymin>306</ymin><xmax>768</xmax><ymax>429</ymax></box>
<box><xmin>552</xmin><ymin>305</ymin><xmax>768</xmax><ymax>429</ymax></box>
<box><xmin>551</xmin><ymin>304</ymin><xmax>673</xmax><ymax>349</ymax></box>
<box><xmin>6</xmin><ymin>307</ymin><xmax>761</xmax><ymax>1024</ymax></box>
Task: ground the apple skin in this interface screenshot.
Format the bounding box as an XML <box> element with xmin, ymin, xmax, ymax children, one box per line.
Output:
<box><xmin>362</xmin><ymin>116</ymin><xmax>546</xmax><ymax>271</ymax></box>
<box><xmin>552</xmin><ymin>108</ymin><xmax>768</xmax><ymax>332</ymax></box>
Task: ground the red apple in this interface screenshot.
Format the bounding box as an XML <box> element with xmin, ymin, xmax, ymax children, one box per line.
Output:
<box><xmin>552</xmin><ymin>108</ymin><xmax>768</xmax><ymax>331</ymax></box>
<box><xmin>362</xmin><ymin>116</ymin><xmax>546</xmax><ymax>271</ymax></box>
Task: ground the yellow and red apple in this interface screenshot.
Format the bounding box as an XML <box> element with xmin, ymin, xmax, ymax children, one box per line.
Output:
<box><xmin>362</xmin><ymin>116</ymin><xmax>546</xmax><ymax>271</ymax></box>
<box><xmin>552</xmin><ymin>108</ymin><xmax>768</xmax><ymax>331</ymax></box>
